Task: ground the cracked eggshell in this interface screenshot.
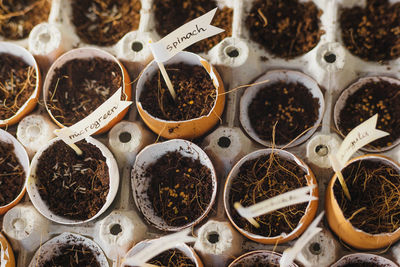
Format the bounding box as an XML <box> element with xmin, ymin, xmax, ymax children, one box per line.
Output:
<box><xmin>131</xmin><ymin>139</ymin><xmax>217</xmax><ymax>231</ymax></box>
<box><xmin>43</xmin><ymin>47</ymin><xmax>131</xmax><ymax>134</ymax></box>
<box><xmin>239</xmin><ymin>70</ymin><xmax>324</xmax><ymax>148</ymax></box>
<box><xmin>0</xmin><ymin>42</ymin><xmax>41</xmax><ymax>127</ymax></box>
<box><xmin>0</xmin><ymin>129</ymin><xmax>29</xmax><ymax>215</ymax></box>
<box><xmin>28</xmin><ymin>232</ymin><xmax>108</xmax><ymax>267</ymax></box>
<box><xmin>0</xmin><ymin>232</ymin><xmax>15</xmax><ymax>267</ymax></box>
<box><xmin>136</xmin><ymin>51</ymin><xmax>225</xmax><ymax>139</ymax></box>
<box><xmin>331</xmin><ymin>253</ymin><xmax>398</xmax><ymax>267</ymax></box>
<box><xmin>122</xmin><ymin>238</ymin><xmax>203</xmax><ymax>267</ymax></box>
<box><xmin>334</xmin><ymin>76</ymin><xmax>400</xmax><ymax>152</ymax></box>
<box><xmin>26</xmin><ymin>136</ymin><xmax>119</xmax><ymax>225</ymax></box>
<box><xmin>326</xmin><ymin>154</ymin><xmax>400</xmax><ymax>250</ymax></box>
<box><xmin>228</xmin><ymin>250</ymin><xmax>298</xmax><ymax>267</ymax></box>
<box><xmin>224</xmin><ymin>148</ymin><xmax>318</xmax><ymax>244</ymax></box>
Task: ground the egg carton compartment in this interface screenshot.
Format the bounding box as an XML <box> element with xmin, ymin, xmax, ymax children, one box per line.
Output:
<box><xmin>1</xmin><ymin>0</ymin><xmax>400</xmax><ymax>266</ymax></box>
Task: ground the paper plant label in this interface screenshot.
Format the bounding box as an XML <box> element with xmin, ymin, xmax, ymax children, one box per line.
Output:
<box><xmin>123</xmin><ymin>228</ymin><xmax>196</xmax><ymax>266</ymax></box>
<box><xmin>149</xmin><ymin>8</ymin><xmax>224</xmax><ymax>62</ymax></box>
<box><xmin>54</xmin><ymin>88</ymin><xmax>132</xmax><ymax>144</ymax></box>
<box><xmin>331</xmin><ymin>114</ymin><xmax>389</xmax><ymax>171</ymax></box>
<box><xmin>280</xmin><ymin>212</ymin><xmax>324</xmax><ymax>267</ymax></box>
<box><xmin>234</xmin><ymin>185</ymin><xmax>317</xmax><ymax>227</ymax></box>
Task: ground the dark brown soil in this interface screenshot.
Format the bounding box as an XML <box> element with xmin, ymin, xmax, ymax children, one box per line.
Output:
<box><xmin>0</xmin><ymin>0</ymin><xmax>51</xmax><ymax>40</ymax></box>
<box><xmin>47</xmin><ymin>57</ymin><xmax>123</xmax><ymax>126</ymax></box>
<box><xmin>245</xmin><ymin>0</ymin><xmax>324</xmax><ymax>59</ymax></box>
<box><xmin>0</xmin><ymin>53</ymin><xmax>36</xmax><ymax>120</ymax></box>
<box><xmin>337</xmin><ymin>80</ymin><xmax>400</xmax><ymax>150</ymax></box>
<box><xmin>340</xmin><ymin>0</ymin><xmax>400</xmax><ymax>62</ymax></box>
<box><xmin>146</xmin><ymin>151</ymin><xmax>213</xmax><ymax>227</ymax></box>
<box><xmin>41</xmin><ymin>244</ymin><xmax>101</xmax><ymax>267</ymax></box>
<box><xmin>140</xmin><ymin>63</ymin><xmax>217</xmax><ymax>121</ymax></box>
<box><xmin>341</xmin><ymin>262</ymin><xmax>388</xmax><ymax>267</ymax></box>
<box><xmin>72</xmin><ymin>0</ymin><xmax>141</xmax><ymax>46</ymax></box>
<box><xmin>333</xmin><ymin>159</ymin><xmax>400</xmax><ymax>234</ymax></box>
<box><xmin>153</xmin><ymin>0</ymin><xmax>232</xmax><ymax>53</ymax></box>
<box><xmin>229</xmin><ymin>153</ymin><xmax>308</xmax><ymax>237</ymax></box>
<box><xmin>127</xmin><ymin>249</ymin><xmax>195</xmax><ymax>267</ymax></box>
<box><xmin>231</xmin><ymin>257</ymin><xmax>279</xmax><ymax>267</ymax></box>
<box><xmin>248</xmin><ymin>81</ymin><xmax>320</xmax><ymax>146</ymax></box>
<box><xmin>0</xmin><ymin>141</ymin><xmax>24</xmax><ymax>206</ymax></box>
<box><xmin>36</xmin><ymin>140</ymin><xmax>109</xmax><ymax>220</ymax></box>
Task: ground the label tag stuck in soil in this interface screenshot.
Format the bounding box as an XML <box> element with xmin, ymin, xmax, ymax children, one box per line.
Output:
<box><xmin>123</xmin><ymin>228</ymin><xmax>197</xmax><ymax>266</ymax></box>
<box><xmin>329</xmin><ymin>114</ymin><xmax>389</xmax><ymax>200</ymax></box>
<box><xmin>54</xmin><ymin>88</ymin><xmax>132</xmax><ymax>144</ymax></box>
<box><xmin>149</xmin><ymin>8</ymin><xmax>224</xmax><ymax>62</ymax></box>
<box><xmin>280</xmin><ymin>212</ymin><xmax>324</xmax><ymax>267</ymax></box>
<box><xmin>332</xmin><ymin>114</ymin><xmax>389</xmax><ymax>169</ymax></box>
<box><xmin>234</xmin><ymin>185</ymin><xmax>317</xmax><ymax>228</ymax></box>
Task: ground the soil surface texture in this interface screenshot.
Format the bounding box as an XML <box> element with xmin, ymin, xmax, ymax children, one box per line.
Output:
<box><xmin>340</xmin><ymin>0</ymin><xmax>400</xmax><ymax>62</ymax></box>
<box><xmin>153</xmin><ymin>0</ymin><xmax>232</xmax><ymax>53</ymax></box>
<box><xmin>0</xmin><ymin>141</ymin><xmax>25</xmax><ymax>206</ymax></box>
<box><xmin>36</xmin><ymin>140</ymin><xmax>109</xmax><ymax>220</ymax></box>
<box><xmin>229</xmin><ymin>153</ymin><xmax>308</xmax><ymax>237</ymax></box>
<box><xmin>41</xmin><ymin>244</ymin><xmax>101</xmax><ymax>267</ymax></box>
<box><xmin>146</xmin><ymin>150</ymin><xmax>213</xmax><ymax>227</ymax></box>
<box><xmin>338</xmin><ymin>79</ymin><xmax>400</xmax><ymax>150</ymax></box>
<box><xmin>140</xmin><ymin>63</ymin><xmax>217</xmax><ymax>121</ymax></box>
<box><xmin>0</xmin><ymin>0</ymin><xmax>50</xmax><ymax>40</ymax></box>
<box><xmin>246</xmin><ymin>0</ymin><xmax>324</xmax><ymax>58</ymax></box>
<box><xmin>334</xmin><ymin>159</ymin><xmax>400</xmax><ymax>234</ymax></box>
<box><xmin>72</xmin><ymin>0</ymin><xmax>141</xmax><ymax>46</ymax></box>
<box><xmin>248</xmin><ymin>81</ymin><xmax>320</xmax><ymax>146</ymax></box>
<box><xmin>0</xmin><ymin>53</ymin><xmax>36</xmax><ymax>120</ymax></box>
<box><xmin>47</xmin><ymin>57</ymin><xmax>123</xmax><ymax>126</ymax></box>
<box><xmin>127</xmin><ymin>249</ymin><xmax>195</xmax><ymax>267</ymax></box>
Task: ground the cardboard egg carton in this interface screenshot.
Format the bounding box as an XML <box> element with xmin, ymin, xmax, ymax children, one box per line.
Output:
<box><xmin>1</xmin><ymin>0</ymin><xmax>400</xmax><ymax>266</ymax></box>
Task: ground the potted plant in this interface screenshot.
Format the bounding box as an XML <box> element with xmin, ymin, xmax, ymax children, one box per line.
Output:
<box><xmin>29</xmin><ymin>232</ymin><xmax>109</xmax><ymax>267</ymax></box>
<box><xmin>224</xmin><ymin>148</ymin><xmax>318</xmax><ymax>244</ymax></box>
<box><xmin>71</xmin><ymin>0</ymin><xmax>141</xmax><ymax>46</ymax></box>
<box><xmin>132</xmin><ymin>139</ymin><xmax>217</xmax><ymax>231</ymax></box>
<box><xmin>240</xmin><ymin>70</ymin><xmax>324</xmax><ymax>148</ymax></box>
<box><xmin>0</xmin><ymin>42</ymin><xmax>41</xmax><ymax>127</ymax></box>
<box><xmin>0</xmin><ymin>129</ymin><xmax>29</xmax><ymax>215</ymax></box>
<box><xmin>136</xmin><ymin>51</ymin><xmax>225</xmax><ymax>139</ymax></box>
<box><xmin>43</xmin><ymin>47</ymin><xmax>131</xmax><ymax>133</ymax></box>
<box><xmin>335</xmin><ymin>76</ymin><xmax>400</xmax><ymax>152</ymax></box>
<box><xmin>245</xmin><ymin>0</ymin><xmax>324</xmax><ymax>59</ymax></box>
<box><xmin>27</xmin><ymin>137</ymin><xmax>119</xmax><ymax>224</ymax></box>
<box><xmin>326</xmin><ymin>154</ymin><xmax>400</xmax><ymax>250</ymax></box>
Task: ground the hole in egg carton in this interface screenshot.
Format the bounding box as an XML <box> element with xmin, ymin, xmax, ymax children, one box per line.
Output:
<box><xmin>225</xmin><ymin>45</ymin><xmax>240</xmax><ymax>58</ymax></box>
<box><xmin>110</xmin><ymin>223</ymin><xmax>123</xmax><ymax>236</ymax></box>
<box><xmin>315</xmin><ymin>144</ymin><xmax>329</xmax><ymax>157</ymax></box>
<box><xmin>324</xmin><ymin>53</ymin><xmax>337</xmax><ymax>63</ymax></box>
<box><xmin>218</xmin><ymin>136</ymin><xmax>231</xmax><ymax>148</ymax></box>
<box><xmin>119</xmin><ymin>132</ymin><xmax>132</xmax><ymax>143</ymax></box>
<box><xmin>207</xmin><ymin>231</ymin><xmax>220</xmax><ymax>244</ymax></box>
<box><xmin>309</xmin><ymin>242</ymin><xmax>322</xmax><ymax>255</ymax></box>
<box><xmin>131</xmin><ymin>41</ymin><xmax>144</xmax><ymax>52</ymax></box>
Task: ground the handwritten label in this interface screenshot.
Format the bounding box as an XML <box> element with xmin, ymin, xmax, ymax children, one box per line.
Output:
<box><xmin>149</xmin><ymin>8</ymin><xmax>224</xmax><ymax>62</ymax></box>
<box><xmin>54</xmin><ymin>88</ymin><xmax>132</xmax><ymax>144</ymax></box>
<box><xmin>123</xmin><ymin>228</ymin><xmax>196</xmax><ymax>266</ymax></box>
<box><xmin>331</xmin><ymin>114</ymin><xmax>389</xmax><ymax>171</ymax></box>
<box><xmin>280</xmin><ymin>212</ymin><xmax>324</xmax><ymax>267</ymax></box>
<box><xmin>234</xmin><ymin>186</ymin><xmax>317</xmax><ymax>227</ymax></box>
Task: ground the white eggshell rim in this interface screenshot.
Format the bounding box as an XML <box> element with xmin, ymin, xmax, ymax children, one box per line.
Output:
<box><xmin>43</xmin><ymin>47</ymin><xmax>128</xmax><ymax>128</ymax></box>
<box><xmin>0</xmin><ymin>129</ymin><xmax>29</xmax><ymax>209</ymax></box>
<box><xmin>331</xmin><ymin>154</ymin><xmax>400</xmax><ymax>238</ymax></box>
<box><xmin>331</xmin><ymin>253</ymin><xmax>398</xmax><ymax>267</ymax></box>
<box><xmin>132</xmin><ymin>139</ymin><xmax>217</xmax><ymax>231</ymax></box>
<box><xmin>334</xmin><ymin>76</ymin><xmax>400</xmax><ymax>152</ymax></box>
<box><xmin>27</xmin><ymin>136</ymin><xmax>119</xmax><ymax>225</ymax></box>
<box><xmin>28</xmin><ymin>232</ymin><xmax>109</xmax><ymax>267</ymax></box>
<box><xmin>223</xmin><ymin>148</ymin><xmax>318</xmax><ymax>242</ymax></box>
<box><xmin>239</xmin><ymin>69</ymin><xmax>325</xmax><ymax>148</ymax></box>
<box><xmin>136</xmin><ymin>51</ymin><xmax>222</xmax><ymax>123</ymax></box>
<box><xmin>0</xmin><ymin>42</ymin><xmax>41</xmax><ymax>124</ymax></box>
<box><xmin>228</xmin><ymin>250</ymin><xmax>298</xmax><ymax>267</ymax></box>
<box><xmin>123</xmin><ymin>238</ymin><xmax>201</xmax><ymax>267</ymax></box>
